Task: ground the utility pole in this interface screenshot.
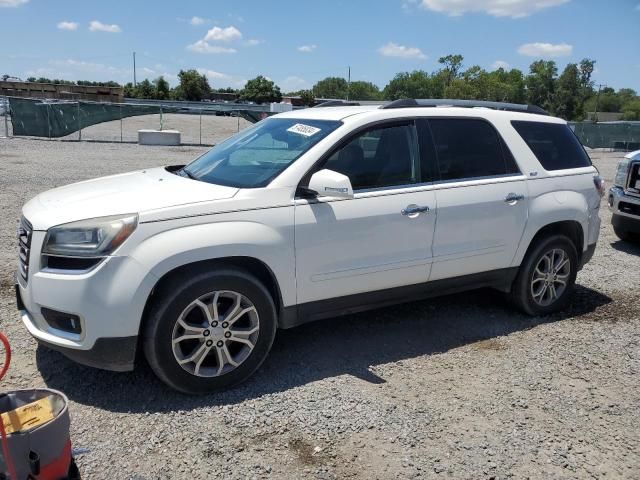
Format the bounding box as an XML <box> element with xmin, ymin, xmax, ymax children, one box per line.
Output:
<box><xmin>593</xmin><ymin>83</ymin><xmax>606</xmax><ymax>123</ymax></box>
<box><xmin>346</xmin><ymin>66</ymin><xmax>351</xmax><ymax>101</ymax></box>
<box><xmin>133</xmin><ymin>52</ymin><xmax>137</xmax><ymax>87</ymax></box>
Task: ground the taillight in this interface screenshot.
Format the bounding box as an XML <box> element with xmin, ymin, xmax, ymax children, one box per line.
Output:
<box><xmin>593</xmin><ymin>175</ymin><xmax>605</xmax><ymax>198</ymax></box>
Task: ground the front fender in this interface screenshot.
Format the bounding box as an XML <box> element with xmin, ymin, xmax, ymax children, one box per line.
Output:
<box><xmin>512</xmin><ymin>190</ymin><xmax>588</xmax><ymax>266</ymax></box>
<box><xmin>128</xmin><ymin>217</ymin><xmax>296</xmax><ymax>307</ymax></box>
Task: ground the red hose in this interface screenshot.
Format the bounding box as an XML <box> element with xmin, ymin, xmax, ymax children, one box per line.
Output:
<box><xmin>0</xmin><ymin>332</ymin><xmax>17</xmax><ymax>480</ymax></box>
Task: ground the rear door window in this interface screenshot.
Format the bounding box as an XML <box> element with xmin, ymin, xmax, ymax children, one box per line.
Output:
<box><xmin>511</xmin><ymin>121</ymin><xmax>592</xmax><ymax>171</ymax></box>
<box><xmin>428</xmin><ymin>118</ymin><xmax>520</xmax><ymax>181</ymax></box>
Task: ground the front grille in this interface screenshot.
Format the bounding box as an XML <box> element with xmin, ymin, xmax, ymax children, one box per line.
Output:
<box><xmin>17</xmin><ymin>217</ymin><xmax>33</xmax><ymax>283</ymax></box>
<box><xmin>619</xmin><ymin>201</ymin><xmax>640</xmax><ymax>217</ymax></box>
<box><xmin>626</xmin><ymin>162</ymin><xmax>640</xmax><ymax>198</ymax></box>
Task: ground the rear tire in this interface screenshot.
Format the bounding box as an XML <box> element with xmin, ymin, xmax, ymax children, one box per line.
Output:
<box><xmin>143</xmin><ymin>268</ymin><xmax>277</xmax><ymax>394</ymax></box>
<box><xmin>511</xmin><ymin>235</ymin><xmax>578</xmax><ymax>316</ymax></box>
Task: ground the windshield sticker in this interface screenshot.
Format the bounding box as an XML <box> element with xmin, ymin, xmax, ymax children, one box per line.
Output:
<box><xmin>287</xmin><ymin>123</ymin><xmax>321</xmax><ymax>137</ymax></box>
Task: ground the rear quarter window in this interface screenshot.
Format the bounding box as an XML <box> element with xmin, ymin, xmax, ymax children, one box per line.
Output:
<box><xmin>511</xmin><ymin>120</ymin><xmax>591</xmax><ymax>171</ymax></box>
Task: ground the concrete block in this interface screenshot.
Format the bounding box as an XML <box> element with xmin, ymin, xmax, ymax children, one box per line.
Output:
<box><xmin>138</xmin><ymin>129</ymin><xmax>181</xmax><ymax>146</ymax></box>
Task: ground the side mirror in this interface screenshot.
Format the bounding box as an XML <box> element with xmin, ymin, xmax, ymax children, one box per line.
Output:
<box><xmin>308</xmin><ymin>169</ymin><xmax>354</xmax><ymax>199</ymax></box>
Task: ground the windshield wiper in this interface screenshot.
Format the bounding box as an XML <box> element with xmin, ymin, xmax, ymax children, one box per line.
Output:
<box><xmin>180</xmin><ymin>168</ymin><xmax>198</xmax><ymax>181</ymax></box>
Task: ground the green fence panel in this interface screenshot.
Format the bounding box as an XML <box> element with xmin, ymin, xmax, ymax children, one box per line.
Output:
<box><xmin>570</xmin><ymin>122</ymin><xmax>640</xmax><ymax>150</ymax></box>
<box><xmin>8</xmin><ymin>97</ymin><xmax>272</xmax><ymax>138</ymax></box>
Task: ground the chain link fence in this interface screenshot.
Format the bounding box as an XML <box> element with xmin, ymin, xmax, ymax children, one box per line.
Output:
<box><xmin>5</xmin><ymin>96</ymin><xmax>639</xmax><ymax>151</ymax></box>
<box><xmin>4</xmin><ymin>97</ymin><xmax>274</xmax><ymax>145</ymax></box>
<box><xmin>0</xmin><ymin>96</ymin><xmax>10</xmax><ymax>138</ymax></box>
<box><xmin>569</xmin><ymin>122</ymin><xmax>640</xmax><ymax>151</ymax></box>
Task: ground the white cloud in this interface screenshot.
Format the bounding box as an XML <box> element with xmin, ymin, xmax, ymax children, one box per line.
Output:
<box><xmin>197</xmin><ymin>69</ymin><xmax>246</xmax><ymax>88</ymax></box>
<box><xmin>188</xmin><ymin>25</ymin><xmax>243</xmax><ymax>54</ymax></box>
<box><xmin>378</xmin><ymin>42</ymin><xmax>427</xmax><ymax>60</ymax></box>
<box><xmin>245</xmin><ymin>39</ymin><xmax>262</xmax><ymax>46</ymax></box>
<box><xmin>204</xmin><ymin>26</ymin><xmax>242</xmax><ymax>42</ymax></box>
<box><xmin>57</xmin><ymin>21</ymin><xmax>78</xmax><ymax>31</ymax></box>
<box><xmin>89</xmin><ymin>20</ymin><xmax>121</xmax><ymax>33</ymax></box>
<box><xmin>418</xmin><ymin>0</ymin><xmax>569</xmax><ymax>18</ymax></box>
<box><xmin>190</xmin><ymin>16</ymin><xmax>206</xmax><ymax>25</ymax></box>
<box><xmin>517</xmin><ymin>42</ymin><xmax>573</xmax><ymax>57</ymax></box>
<box><xmin>492</xmin><ymin>60</ymin><xmax>510</xmax><ymax>70</ymax></box>
<box><xmin>187</xmin><ymin>40</ymin><xmax>237</xmax><ymax>54</ymax></box>
<box><xmin>281</xmin><ymin>76</ymin><xmax>309</xmax><ymax>92</ymax></box>
<box><xmin>26</xmin><ymin>59</ymin><xmax>131</xmax><ymax>84</ymax></box>
<box><xmin>297</xmin><ymin>44</ymin><xmax>317</xmax><ymax>53</ymax></box>
<box><xmin>0</xmin><ymin>0</ymin><xmax>28</xmax><ymax>7</ymax></box>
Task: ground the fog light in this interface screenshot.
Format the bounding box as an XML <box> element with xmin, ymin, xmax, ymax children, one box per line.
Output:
<box><xmin>41</xmin><ymin>308</ymin><xmax>82</xmax><ymax>334</ymax></box>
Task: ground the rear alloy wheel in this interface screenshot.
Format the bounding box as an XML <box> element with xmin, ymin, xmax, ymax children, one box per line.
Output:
<box><xmin>530</xmin><ymin>248</ymin><xmax>571</xmax><ymax>307</ymax></box>
<box><xmin>144</xmin><ymin>269</ymin><xmax>277</xmax><ymax>394</ymax></box>
<box><xmin>511</xmin><ymin>235</ymin><xmax>578</xmax><ymax>316</ymax></box>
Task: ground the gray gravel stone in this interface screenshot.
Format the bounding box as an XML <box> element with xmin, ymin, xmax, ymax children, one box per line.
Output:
<box><xmin>0</xmin><ymin>135</ymin><xmax>638</xmax><ymax>479</ymax></box>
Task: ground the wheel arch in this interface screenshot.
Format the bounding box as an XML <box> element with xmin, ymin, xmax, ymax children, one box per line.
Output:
<box><xmin>517</xmin><ymin>220</ymin><xmax>585</xmax><ymax>269</ymax></box>
<box><xmin>141</xmin><ymin>256</ymin><xmax>285</xmax><ymax>331</ymax></box>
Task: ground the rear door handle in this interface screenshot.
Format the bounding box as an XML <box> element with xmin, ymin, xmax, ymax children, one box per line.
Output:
<box><xmin>504</xmin><ymin>193</ymin><xmax>525</xmax><ymax>204</ymax></box>
<box><xmin>401</xmin><ymin>205</ymin><xmax>430</xmax><ymax>216</ymax></box>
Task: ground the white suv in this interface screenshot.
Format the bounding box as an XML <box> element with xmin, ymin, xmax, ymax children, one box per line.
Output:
<box><xmin>17</xmin><ymin>99</ymin><xmax>603</xmax><ymax>393</ymax></box>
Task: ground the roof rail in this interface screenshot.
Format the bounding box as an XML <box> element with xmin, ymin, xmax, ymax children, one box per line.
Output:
<box><xmin>381</xmin><ymin>98</ymin><xmax>548</xmax><ymax>115</ymax></box>
<box><xmin>314</xmin><ymin>100</ymin><xmax>361</xmax><ymax>108</ymax></box>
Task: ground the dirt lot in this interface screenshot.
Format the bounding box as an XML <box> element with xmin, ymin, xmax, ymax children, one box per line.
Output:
<box><xmin>0</xmin><ymin>131</ymin><xmax>638</xmax><ymax>479</ymax></box>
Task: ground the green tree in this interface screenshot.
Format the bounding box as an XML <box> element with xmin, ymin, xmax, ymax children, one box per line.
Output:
<box><xmin>383</xmin><ymin>71</ymin><xmax>442</xmax><ymax>100</ymax></box>
<box><xmin>438</xmin><ymin>54</ymin><xmax>464</xmax><ymax>87</ymax></box>
<box><xmin>154</xmin><ymin>76</ymin><xmax>170</xmax><ymax>100</ymax></box>
<box><xmin>216</xmin><ymin>87</ymin><xmax>239</xmax><ymax>94</ymax></box>
<box><xmin>622</xmin><ymin>99</ymin><xmax>640</xmax><ymax>120</ymax></box>
<box><xmin>173</xmin><ymin>69</ymin><xmax>211</xmax><ymax>101</ymax></box>
<box><xmin>554</xmin><ymin>63</ymin><xmax>582</xmax><ymax>120</ymax></box>
<box><xmin>240</xmin><ymin>75</ymin><xmax>282</xmax><ymax>104</ymax></box>
<box><xmin>299</xmin><ymin>89</ymin><xmax>315</xmax><ymax>107</ymax></box>
<box><xmin>134</xmin><ymin>79</ymin><xmax>155</xmax><ymax>99</ymax></box>
<box><xmin>526</xmin><ymin>60</ymin><xmax>557</xmax><ymax>112</ymax></box>
<box><xmin>348</xmin><ymin>81</ymin><xmax>382</xmax><ymax>100</ymax></box>
<box><xmin>124</xmin><ymin>82</ymin><xmax>136</xmax><ymax>98</ymax></box>
<box><xmin>312</xmin><ymin>77</ymin><xmax>349</xmax><ymax>99</ymax></box>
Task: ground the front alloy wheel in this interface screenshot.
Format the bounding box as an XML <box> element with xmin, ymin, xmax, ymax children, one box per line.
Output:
<box><xmin>172</xmin><ymin>291</ymin><xmax>260</xmax><ymax>377</ymax></box>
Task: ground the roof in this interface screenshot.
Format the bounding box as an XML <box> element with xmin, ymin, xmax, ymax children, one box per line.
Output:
<box><xmin>273</xmin><ymin>104</ymin><xmax>564</xmax><ymax>124</ymax></box>
<box><xmin>274</xmin><ymin>105</ymin><xmax>380</xmax><ymax>121</ymax></box>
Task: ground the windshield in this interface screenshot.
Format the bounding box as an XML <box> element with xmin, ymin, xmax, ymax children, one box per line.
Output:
<box><xmin>183</xmin><ymin>118</ymin><xmax>342</xmax><ymax>188</ymax></box>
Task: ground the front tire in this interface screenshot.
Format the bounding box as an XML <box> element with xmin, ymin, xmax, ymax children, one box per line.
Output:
<box><xmin>613</xmin><ymin>225</ymin><xmax>636</xmax><ymax>243</ymax></box>
<box><xmin>511</xmin><ymin>235</ymin><xmax>578</xmax><ymax>316</ymax></box>
<box><xmin>143</xmin><ymin>268</ymin><xmax>277</xmax><ymax>394</ymax></box>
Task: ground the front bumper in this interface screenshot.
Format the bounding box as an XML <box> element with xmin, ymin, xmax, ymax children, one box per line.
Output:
<box><xmin>17</xmin><ymin>230</ymin><xmax>157</xmax><ymax>372</ymax></box>
<box><xmin>609</xmin><ymin>186</ymin><xmax>640</xmax><ymax>234</ymax></box>
<box><xmin>19</xmin><ymin>304</ymin><xmax>137</xmax><ymax>371</ymax></box>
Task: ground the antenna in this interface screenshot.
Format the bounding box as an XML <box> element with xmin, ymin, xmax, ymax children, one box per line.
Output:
<box><xmin>346</xmin><ymin>66</ymin><xmax>351</xmax><ymax>101</ymax></box>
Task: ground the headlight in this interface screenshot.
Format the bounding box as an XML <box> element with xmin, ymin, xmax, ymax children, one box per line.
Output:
<box><xmin>42</xmin><ymin>214</ymin><xmax>138</xmax><ymax>257</ymax></box>
<box><xmin>614</xmin><ymin>159</ymin><xmax>630</xmax><ymax>188</ymax></box>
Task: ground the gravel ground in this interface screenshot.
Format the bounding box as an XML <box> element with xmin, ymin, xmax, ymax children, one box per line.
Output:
<box><xmin>0</xmin><ymin>135</ymin><xmax>638</xmax><ymax>479</ymax></box>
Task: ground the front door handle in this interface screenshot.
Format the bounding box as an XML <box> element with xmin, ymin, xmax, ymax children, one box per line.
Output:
<box><xmin>401</xmin><ymin>204</ymin><xmax>430</xmax><ymax>216</ymax></box>
<box><xmin>504</xmin><ymin>193</ymin><xmax>525</xmax><ymax>204</ymax></box>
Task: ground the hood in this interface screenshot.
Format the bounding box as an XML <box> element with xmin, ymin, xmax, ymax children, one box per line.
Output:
<box><xmin>624</xmin><ymin>150</ymin><xmax>640</xmax><ymax>161</ymax></box>
<box><xmin>23</xmin><ymin>166</ymin><xmax>238</xmax><ymax>230</ymax></box>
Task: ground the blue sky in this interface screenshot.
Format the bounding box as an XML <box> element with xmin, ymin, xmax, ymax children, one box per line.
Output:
<box><xmin>1</xmin><ymin>0</ymin><xmax>639</xmax><ymax>92</ymax></box>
